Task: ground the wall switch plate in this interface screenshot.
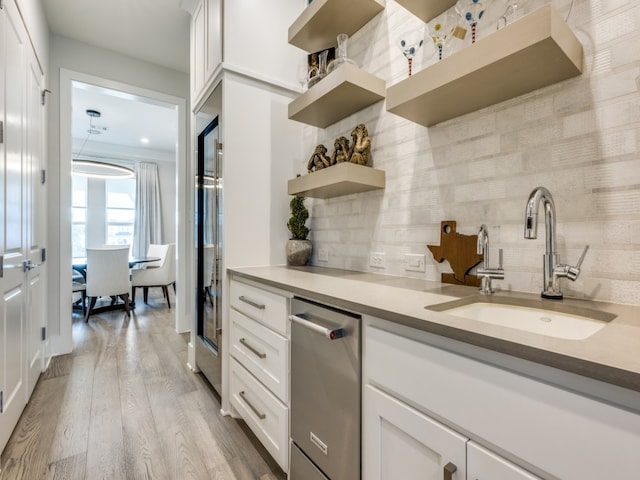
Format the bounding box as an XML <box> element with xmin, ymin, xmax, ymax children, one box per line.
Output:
<box><xmin>318</xmin><ymin>248</ymin><xmax>329</xmax><ymax>262</ymax></box>
<box><xmin>404</xmin><ymin>253</ymin><xmax>426</xmax><ymax>272</ymax></box>
<box><xmin>370</xmin><ymin>252</ymin><xmax>386</xmax><ymax>269</ymax></box>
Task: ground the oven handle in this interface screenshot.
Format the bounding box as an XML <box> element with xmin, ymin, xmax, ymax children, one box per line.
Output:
<box><xmin>289</xmin><ymin>314</ymin><xmax>345</xmax><ymax>340</ymax></box>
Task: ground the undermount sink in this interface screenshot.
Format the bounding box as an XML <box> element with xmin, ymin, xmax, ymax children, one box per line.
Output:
<box><xmin>426</xmin><ymin>297</ymin><xmax>616</xmax><ymax>340</ymax></box>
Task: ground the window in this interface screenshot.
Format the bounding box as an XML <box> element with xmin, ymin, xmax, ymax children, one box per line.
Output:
<box><xmin>106</xmin><ymin>178</ymin><xmax>136</xmax><ymax>246</ymax></box>
<box><xmin>71</xmin><ymin>175</ymin><xmax>87</xmax><ymax>258</ymax></box>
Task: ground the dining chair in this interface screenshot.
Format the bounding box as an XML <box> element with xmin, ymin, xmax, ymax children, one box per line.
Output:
<box><xmin>131</xmin><ymin>243</ymin><xmax>176</xmax><ymax>308</ymax></box>
<box><xmin>72</xmin><ymin>272</ymin><xmax>86</xmax><ymax>314</ymax></box>
<box><xmin>85</xmin><ymin>246</ymin><xmax>132</xmax><ymax>321</ymax></box>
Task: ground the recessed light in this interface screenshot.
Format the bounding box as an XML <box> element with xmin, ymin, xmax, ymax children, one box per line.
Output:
<box><xmin>141</xmin><ymin>137</ymin><xmax>149</xmax><ymax>144</ymax></box>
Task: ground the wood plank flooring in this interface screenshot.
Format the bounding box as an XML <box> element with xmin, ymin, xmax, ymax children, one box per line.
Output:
<box><xmin>0</xmin><ymin>291</ymin><xmax>286</xmax><ymax>480</ymax></box>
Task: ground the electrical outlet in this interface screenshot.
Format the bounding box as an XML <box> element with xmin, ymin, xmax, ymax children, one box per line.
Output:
<box><xmin>369</xmin><ymin>252</ymin><xmax>386</xmax><ymax>269</ymax></box>
<box><xmin>318</xmin><ymin>248</ymin><xmax>329</xmax><ymax>262</ymax></box>
<box><xmin>404</xmin><ymin>253</ymin><xmax>426</xmax><ymax>272</ymax></box>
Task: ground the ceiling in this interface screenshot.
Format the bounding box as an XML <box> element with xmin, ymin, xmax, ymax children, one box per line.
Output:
<box><xmin>42</xmin><ymin>0</ymin><xmax>191</xmax><ymax>159</ymax></box>
<box><xmin>41</xmin><ymin>0</ymin><xmax>191</xmax><ymax>73</ymax></box>
<box><xmin>72</xmin><ymin>82</ymin><xmax>178</xmax><ymax>159</ymax></box>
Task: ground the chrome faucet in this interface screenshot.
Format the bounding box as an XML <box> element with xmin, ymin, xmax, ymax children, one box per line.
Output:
<box><xmin>476</xmin><ymin>224</ymin><xmax>504</xmax><ymax>294</ymax></box>
<box><xmin>524</xmin><ymin>187</ymin><xmax>589</xmax><ymax>299</ymax></box>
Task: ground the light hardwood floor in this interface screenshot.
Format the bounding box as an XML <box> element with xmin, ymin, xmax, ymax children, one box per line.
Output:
<box><xmin>0</xmin><ymin>291</ymin><xmax>286</xmax><ymax>480</ymax></box>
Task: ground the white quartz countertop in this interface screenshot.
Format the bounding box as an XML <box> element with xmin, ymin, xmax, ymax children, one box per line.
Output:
<box><xmin>229</xmin><ymin>265</ymin><xmax>640</xmax><ymax>393</ymax></box>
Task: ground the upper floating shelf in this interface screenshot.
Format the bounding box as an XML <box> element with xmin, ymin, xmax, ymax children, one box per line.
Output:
<box><xmin>395</xmin><ymin>0</ymin><xmax>457</xmax><ymax>23</ymax></box>
<box><xmin>288</xmin><ymin>63</ymin><xmax>386</xmax><ymax>128</ymax></box>
<box><xmin>386</xmin><ymin>4</ymin><xmax>583</xmax><ymax>127</ymax></box>
<box><xmin>288</xmin><ymin>0</ymin><xmax>385</xmax><ymax>53</ymax></box>
<box><xmin>288</xmin><ymin>162</ymin><xmax>385</xmax><ymax>199</ymax></box>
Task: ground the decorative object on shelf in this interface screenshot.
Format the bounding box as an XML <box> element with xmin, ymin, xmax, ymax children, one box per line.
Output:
<box><xmin>330</xmin><ymin>136</ymin><xmax>351</xmax><ymax>165</ymax></box>
<box><xmin>307</xmin><ymin>144</ymin><xmax>331</xmax><ymax>172</ymax></box>
<box><xmin>286</xmin><ymin>194</ymin><xmax>312</xmax><ymax>266</ymax></box>
<box><xmin>427</xmin><ymin>220</ymin><xmax>483</xmax><ymax>287</ymax></box>
<box><xmin>496</xmin><ymin>0</ymin><xmax>527</xmax><ymax>28</ymax></box>
<box><xmin>327</xmin><ymin>33</ymin><xmax>358</xmax><ymax>74</ymax></box>
<box><xmin>308</xmin><ymin>48</ymin><xmax>334</xmax><ymax>88</ymax></box>
<box><xmin>348</xmin><ymin>124</ymin><xmax>371</xmax><ymax>166</ymax></box>
<box><xmin>297</xmin><ymin>57</ymin><xmax>310</xmax><ymax>91</ymax></box>
<box><xmin>455</xmin><ymin>0</ymin><xmax>486</xmax><ymax>43</ymax></box>
<box><xmin>398</xmin><ymin>29</ymin><xmax>427</xmax><ymax>77</ymax></box>
<box><xmin>427</xmin><ymin>14</ymin><xmax>459</xmax><ymax>60</ymax></box>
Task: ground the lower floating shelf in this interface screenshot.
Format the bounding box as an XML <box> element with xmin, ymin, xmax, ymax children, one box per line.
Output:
<box><xmin>287</xmin><ymin>162</ymin><xmax>385</xmax><ymax>199</ymax></box>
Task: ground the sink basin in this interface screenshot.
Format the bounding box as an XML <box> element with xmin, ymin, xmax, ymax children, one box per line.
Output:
<box><xmin>427</xmin><ymin>298</ymin><xmax>616</xmax><ymax>340</ymax></box>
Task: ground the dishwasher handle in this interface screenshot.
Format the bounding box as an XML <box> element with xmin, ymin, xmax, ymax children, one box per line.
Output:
<box><xmin>289</xmin><ymin>314</ymin><xmax>345</xmax><ymax>340</ymax></box>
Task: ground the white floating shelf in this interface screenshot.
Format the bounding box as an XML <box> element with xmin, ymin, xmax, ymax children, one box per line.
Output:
<box><xmin>395</xmin><ymin>0</ymin><xmax>457</xmax><ymax>23</ymax></box>
<box><xmin>288</xmin><ymin>0</ymin><xmax>385</xmax><ymax>53</ymax></box>
<box><xmin>288</xmin><ymin>162</ymin><xmax>385</xmax><ymax>199</ymax></box>
<box><xmin>288</xmin><ymin>63</ymin><xmax>386</xmax><ymax>128</ymax></box>
<box><xmin>386</xmin><ymin>4</ymin><xmax>583</xmax><ymax>127</ymax></box>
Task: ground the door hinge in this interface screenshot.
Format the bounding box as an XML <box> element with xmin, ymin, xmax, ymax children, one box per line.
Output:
<box><xmin>41</xmin><ymin>89</ymin><xmax>51</xmax><ymax>106</ymax></box>
<box><xmin>0</xmin><ymin>120</ymin><xmax>3</xmax><ymax>144</ymax></box>
<box><xmin>0</xmin><ymin>255</ymin><xmax>3</xmax><ymax>278</ymax></box>
<box><xmin>41</xmin><ymin>169</ymin><xmax>46</xmax><ymax>184</ymax></box>
<box><xmin>41</xmin><ymin>248</ymin><xmax>46</xmax><ymax>262</ymax></box>
<box><xmin>41</xmin><ymin>327</ymin><xmax>46</xmax><ymax>341</ymax></box>
<box><xmin>0</xmin><ymin>391</ymin><xmax>3</xmax><ymax>413</ymax></box>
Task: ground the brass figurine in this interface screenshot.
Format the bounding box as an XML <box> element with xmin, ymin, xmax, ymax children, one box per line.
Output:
<box><xmin>330</xmin><ymin>136</ymin><xmax>351</xmax><ymax>165</ymax></box>
<box><xmin>307</xmin><ymin>144</ymin><xmax>331</xmax><ymax>173</ymax></box>
<box><xmin>348</xmin><ymin>123</ymin><xmax>371</xmax><ymax>166</ymax></box>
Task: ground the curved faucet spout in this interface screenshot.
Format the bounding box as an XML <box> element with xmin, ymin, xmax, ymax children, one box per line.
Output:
<box><xmin>524</xmin><ymin>186</ymin><xmax>556</xmax><ymax>255</ymax></box>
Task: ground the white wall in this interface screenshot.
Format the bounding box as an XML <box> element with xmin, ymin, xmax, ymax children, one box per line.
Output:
<box><xmin>47</xmin><ymin>34</ymin><xmax>189</xmax><ymax>346</ymax></box>
<box><xmin>300</xmin><ymin>0</ymin><xmax>640</xmax><ymax>306</ymax></box>
<box><xmin>15</xmin><ymin>0</ymin><xmax>49</xmax><ymax>73</ymax></box>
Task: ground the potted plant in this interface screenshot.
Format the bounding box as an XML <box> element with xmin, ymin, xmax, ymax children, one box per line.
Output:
<box><xmin>286</xmin><ymin>195</ymin><xmax>312</xmax><ymax>266</ymax></box>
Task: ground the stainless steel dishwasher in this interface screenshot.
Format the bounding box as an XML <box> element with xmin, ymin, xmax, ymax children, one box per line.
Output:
<box><xmin>289</xmin><ymin>297</ymin><xmax>361</xmax><ymax>480</ymax></box>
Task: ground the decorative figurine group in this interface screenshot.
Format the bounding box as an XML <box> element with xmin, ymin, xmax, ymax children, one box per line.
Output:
<box><xmin>307</xmin><ymin>123</ymin><xmax>372</xmax><ymax>173</ymax></box>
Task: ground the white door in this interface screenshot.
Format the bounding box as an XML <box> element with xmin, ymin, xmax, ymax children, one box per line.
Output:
<box><xmin>467</xmin><ymin>442</ymin><xmax>542</xmax><ymax>480</ymax></box>
<box><xmin>0</xmin><ymin>0</ymin><xmax>28</xmax><ymax>453</ymax></box>
<box><xmin>24</xmin><ymin>43</ymin><xmax>46</xmax><ymax>399</ymax></box>
<box><xmin>363</xmin><ymin>385</ymin><xmax>468</xmax><ymax>480</ymax></box>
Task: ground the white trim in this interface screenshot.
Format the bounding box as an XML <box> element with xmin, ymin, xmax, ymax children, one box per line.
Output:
<box><xmin>54</xmin><ymin>68</ymin><xmax>190</xmax><ymax>356</ymax></box>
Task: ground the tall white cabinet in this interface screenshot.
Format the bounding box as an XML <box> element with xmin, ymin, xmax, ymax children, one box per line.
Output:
<box><xmin>188</xmin><ymin>0</ymin><xmax>305</xmax><ymax>414</ymax></box>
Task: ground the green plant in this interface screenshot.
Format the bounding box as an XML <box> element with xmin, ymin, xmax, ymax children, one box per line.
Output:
<box><xmin>287</xmin><ymin>195</ymin><xmax>309</xmax><ymax>240</ymax></box>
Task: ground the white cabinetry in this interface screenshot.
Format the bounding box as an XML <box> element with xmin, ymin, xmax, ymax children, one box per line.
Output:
<box><xmin>364</xmin><ymin>385</ymin><xmax>467</xmax><ymax>480</ymax></box>
<box><xmin>229</xmin><ymin>278</ymin><xmax>290</xmax><ymax>472</ymax></box>
<box><xmin>190</xmin><ymin>0</ymin><xmax>222</xmax><ymax>108</ymax></box>
<box><xmin>363</xmin><ymin>318</ymin><xmax>640</xmax><ymax>479</ymax></box>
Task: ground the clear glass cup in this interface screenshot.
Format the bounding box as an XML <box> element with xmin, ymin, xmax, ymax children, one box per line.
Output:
<box><xmin>327</xmin><ymin>33</ymin><xmax>358</xmax><ymax>74</ymax></box>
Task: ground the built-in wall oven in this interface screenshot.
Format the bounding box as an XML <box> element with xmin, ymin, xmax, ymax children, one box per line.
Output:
<box><xmin>289</xmin><ymin>298</ymin><xmax>361</xmax><ymax>480</ymax></box>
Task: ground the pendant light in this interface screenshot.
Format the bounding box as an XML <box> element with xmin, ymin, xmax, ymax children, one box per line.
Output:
<box><xmin>72</xmin><ymin>109</ymin><xmax>134</xmax><ymax>178</ymax></box>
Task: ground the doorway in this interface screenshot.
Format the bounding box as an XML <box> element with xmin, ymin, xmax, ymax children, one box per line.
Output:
<box><xmin>55</xmin><ymin>69</ymin><xmax>190</xmax><ymax>355</ymax></box>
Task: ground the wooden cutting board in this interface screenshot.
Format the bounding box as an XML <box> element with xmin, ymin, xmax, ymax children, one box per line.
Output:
<box><xmin>427</xmin><ymin>220</ymin><xmax>483</xmax><ymax>287</ymax></box>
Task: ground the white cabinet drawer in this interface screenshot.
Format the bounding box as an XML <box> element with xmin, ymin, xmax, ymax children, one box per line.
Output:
<box><xmin>230</xmin><ymin>357</ymin><xmax>289</xmax><ymax>472</ymax></box>
<box><xmin>230</xmin><ymin>309</ymin><xmax>289</xmax><ymax>403</ymax></box>
<box><xmin>468</xmin><ymin>442</ymin><xmax>541</xmax><ymax>480</ymax></box>
<box><xmin>230</xmin><ymin>279</ymin><xmax>289</xmax><ymax>335</ymax></box>
<box><xmin>365</xmin><ymin>324</ymin><xmax>640</xmax><ymax>480</ymax></box>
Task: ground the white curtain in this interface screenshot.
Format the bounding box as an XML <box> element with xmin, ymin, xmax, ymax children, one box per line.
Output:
<box><xmin>133</xmin><ymin>162</ymin><xmax>163</xmax><ymax>257</ymax></box>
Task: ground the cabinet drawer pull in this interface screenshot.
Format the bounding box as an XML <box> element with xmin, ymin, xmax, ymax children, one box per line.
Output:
<box><xmin>444</xmin><ymin>462</ymin><xmax>457</xmax><ymax>480</ymax></box>
<box><xmin>239</xmin><ymin>295</ymin><xmax>265</xmax><ymax>310</ymax></box>
<box><xmin>240</xmin><ymin>337</ymin><xmax>267</xmax><ymax>359</ymax></box>
<box><xmin>239</xmin><ymin>390</ymin><xmax>266</xmax><ymax>420</ymax></box>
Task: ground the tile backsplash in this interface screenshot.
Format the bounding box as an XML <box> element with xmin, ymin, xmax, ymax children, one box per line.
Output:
<box><xmin>297</xmin><ymin>0</ymin><xmax>640</xmax><ymax>305</ymax></box>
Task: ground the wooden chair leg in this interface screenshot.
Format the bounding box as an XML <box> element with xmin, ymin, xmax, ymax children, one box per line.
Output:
<box><xmin>123</xmin><ymin>293</ymin><xmax>130</xmax><ymax>317</ymax></box>
<box><xmin>172</xmin><ymin>282</ymin><xmax>176</xmax><ymax>294</ymax></box>
<box><xmin>85</xmin><ymin>297</ymin><xmax>97</xmax><ymax>322</ymax></box>
<box><xmin>163</xmin><ymin>286</ymin><xmax>171</xmax><ymax>309</ymax></box>
<box><xmin>81</xmin><ymin>291</ymin><xmax>86</xmax><ymax>314</ymax></box>
<box><xmin>131</xmin><ymin>286</ymin><xmax>137</xmax><ymax>305</ymax></box>
<box><xmin>143</xmin><ymin>287</ymin><xmax>149</xmax><ymax>304</ymax></box>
